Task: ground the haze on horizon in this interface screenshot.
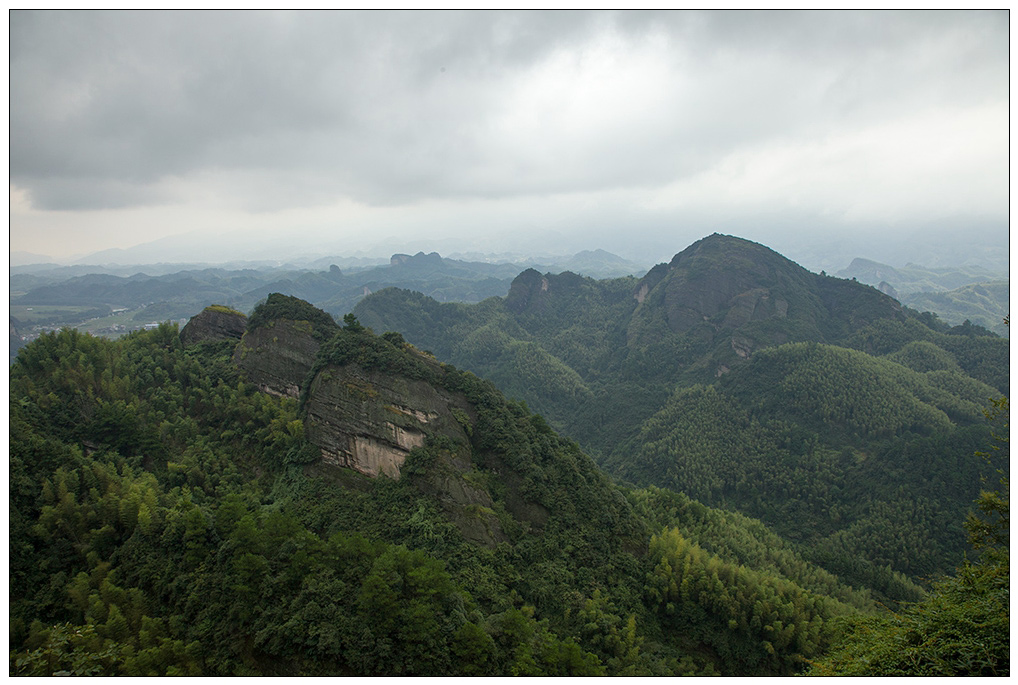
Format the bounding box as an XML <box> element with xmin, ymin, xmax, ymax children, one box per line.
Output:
<box><xmin>9</xmin><ymin>10</ymin><xmax>1010</xmax><ymax>272</ymax></box>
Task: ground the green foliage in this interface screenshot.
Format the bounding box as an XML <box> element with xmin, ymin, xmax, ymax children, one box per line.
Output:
<box><xmin>205</xmin><ymin>304</ymin><xmax>244</xmax><ymax>316</ymax></box>
<box><xmin>11</xmin><ymin>623</ymin><xmax>128</xmax><ymax>676</ymax></box>
<box><xmin>342</xmin><ymin>312</ymin><xmax>365</xmax><ymax>332</ymax></box>
<box><xmin>629</xmin><ymin>487</ymin><xmax>886</xmax><ymax>612</ymax></box>
<box><xmin>607</xmin><ymin>342</ymin><xmax>1003</xmax><ymax>587</ymax></box>
<box><xmin>846</xmin><ymin>316</ymin><xmax>1008</xmax><ymax>395</ymax></box>
<box><xmin>965</xmin><ymin>397</ymin><xmax>1009</xmax><ymax>551</ymax></box>
<box><xmin>645</xmin><ymin>528</ymin><xmax>851</xmax><ymax>674</ymax></box>
<box><xmin>902</xmin><ymin>281</ymin><xmax>1010</xmax><ymax>337</ymax></box>
<box><xmin>10</xmin><ymin>294</ymin><xmax>1006</xmax><ymax>676</ymax></box>
<box><xmin>8</xmin><ymin>321</ymin><xmax>642</xmax><ymax>675</ymax></box>
<box><xmin>726</xmin><ymin>342</ymin><xmax>990</xmax><ymax>436</ymax></box>
<box><xmin>351</xmin><ymin>239</ymin><xmax>1005</xmax><ymax>495</ymax></box>
<box><xmin>247</xmin><ymin>293</ymin><xmax>340</xmax><ymax>342</ymax></box>
<box><xmin>886</xmin><ymin>340</ymin><xmax>964</xmax><ymax>373</ymax></box>
<box><xmin>806</xmin><ymin>401</ymin><xmax>1010</xmax><ymax>676</ymax></box>
<box><xmin>806</xmin><ymin>551</ymin><xmax>1008</xmax><ymax>676</ymax></box>
<box><xmin>380</xmin><ymin>330</ymin><xmax>406</xmax><ymax>347</ymax></box>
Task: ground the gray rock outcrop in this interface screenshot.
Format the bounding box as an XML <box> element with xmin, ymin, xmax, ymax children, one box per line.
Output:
<box><xmin>233</xmin><ymin>320</ymin><xmax>321</xmax><ymax>398</ymax></box>
<box><xmin>179</xmin><ymin>306</ymin><xmax>247</xmax><ymax>346</ymax></box>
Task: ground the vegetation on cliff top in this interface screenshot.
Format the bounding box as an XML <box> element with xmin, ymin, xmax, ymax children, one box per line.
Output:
<box><xmin>246</xmin><ymin>292</ymin><xmax>340</xmax><ymax>342</ymax></box>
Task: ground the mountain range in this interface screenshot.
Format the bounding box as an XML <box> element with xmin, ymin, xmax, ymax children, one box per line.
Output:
<box><xmin>353</xmin><ymin>234</ymin><xmax>1008</xmax><ymax>586</ymax></box>
<box><xmin>8</xmin><ymin>233</ymin><xmax>1009</xmax><ymax>675</ymax></box>
<box><xmin>838</xmin><ymin>257</ymin><xmax>1008</xmax><ymax>336</ymax></box>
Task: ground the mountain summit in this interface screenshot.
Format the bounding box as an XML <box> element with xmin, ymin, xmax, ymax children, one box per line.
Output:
<box><xmin>626</xmin><ymin>233</ymin><xmax>905</xmax><ymax>366</ymax></box>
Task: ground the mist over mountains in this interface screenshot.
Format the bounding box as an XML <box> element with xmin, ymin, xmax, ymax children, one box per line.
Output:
<box><xmin>11</xmin><ymin>211</ymin><xmax>1009</xmax><ymax>279</ymax></box>
<box><xmin>11</xmin><ymin>229</ymin><xmax>1007</xmax><ymax>361</ymax></box>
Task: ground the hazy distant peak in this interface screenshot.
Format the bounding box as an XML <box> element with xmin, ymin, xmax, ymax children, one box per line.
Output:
<box><xmin>10</xmin><ymin>251</ymin><xmax>56</xmax><ymax>267</ymax></box>
<box><xmin>837</xmin><ymin>258</ymin><xmax>902</xmax><ymax>283</ymax></box>
<box><xmin>391</xmin><ymin>252</ymin><xmax>444</xmax><ymax>267</ymax></box>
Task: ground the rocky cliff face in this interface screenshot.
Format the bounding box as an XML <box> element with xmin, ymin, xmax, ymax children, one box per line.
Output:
<box><xmin>303</xmin><ymin>362</ymin><xmax>471</xmax><ymax>479</ymax></box>
<box><xmin>234</xmin><ymin>320</ymin><xmax>321</xmax><ymax>398</ymax></box>
<box><xmin>229</xmin><ymin>295</ymin><xmax>516</xmax><ymax>547</ymax></box>
<box><xmin>302</xmin><ymin>353</ymin><xmax>507</xmax><ymax>546</ymax></box>
<box><xmin>179</xmin><ymin>306</ymin><xmax>247</xmax><ymax>346</ymax></box>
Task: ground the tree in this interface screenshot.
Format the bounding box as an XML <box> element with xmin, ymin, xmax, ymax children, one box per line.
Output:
<box><xmin>343</xmin><ymin>313</ymin><xmax>365</xmax><ymax>332</ymax></box>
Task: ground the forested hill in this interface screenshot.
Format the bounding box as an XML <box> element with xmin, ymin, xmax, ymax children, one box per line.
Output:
<box><xmin>353</xmin><ymin>234</ymin><xmax>1008</xmax><ymax>584</ymax></box>
<box><xmin>13</xmin><ymin>297</ymin><xmax>906</xmax><ymax>676</ymax></box>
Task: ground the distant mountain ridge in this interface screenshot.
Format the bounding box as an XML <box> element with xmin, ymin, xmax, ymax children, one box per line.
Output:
<box><xmin>902</xmin><ymin>282</ymin><xmax>1009</xmax><ymax>336</ymax></box>
<box><xmin>13</xmin><ymin>248</ymin><xmax>643</xmax><ymax>313</ymax></box>
<box><xmin>838</xmin><ymin>257</ymin><xmax>1009</xmax><ymax>336</ymax></box>
<box><xmin>10</xmin><ymin>249</ymin><xmax>648</xmax><ymax>348</ymax></box>
<box><xmin>838</xmin><ymin>257</ymin><xmax>1006</xmax><ymax>291</ymax></box>
<box><xmin>359</xmin><ymin>234</ymin><xmax>914</xmax><ymax>401</ymax></box>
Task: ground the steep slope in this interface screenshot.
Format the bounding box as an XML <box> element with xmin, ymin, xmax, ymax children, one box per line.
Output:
<box><xmin>179</xmin><ymin>305</ymin><xmax>247</xmax><ymax>346</ymax></box>
<box><xmin>352</xmin><ymin>235</ymin><xmax>1008</xmax><ymax>590</ymax></box>
<box><xmin>233</xmin><ymin>293</ymin><xmax>341</xmax><ymax>398</ymax></box>
<box><xmin>355</xmin><ymin>273</ymin><xmax>640</xmax><ymax>449</ymax></box>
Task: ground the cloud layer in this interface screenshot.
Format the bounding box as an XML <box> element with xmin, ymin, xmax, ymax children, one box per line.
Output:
<box><xmin>9</xmin><ymin>10</ymin><xmax>1009</xmax><ymax>262</ymax></box>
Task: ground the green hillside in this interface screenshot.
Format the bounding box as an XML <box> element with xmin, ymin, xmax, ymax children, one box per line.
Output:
<box><xmin>902</xmin><ymin>282</ymin><xmax>1009</xmax><ymax>337</ymax></box>
<box><xmin>11</xmin><ymin>307</ymin><xmax>893</xmax><ymax>676</ymax></box>
<box><xmin>609</xmin><ymin>343</ymin><xmax>998</xmax><ymax>587</ymax></box>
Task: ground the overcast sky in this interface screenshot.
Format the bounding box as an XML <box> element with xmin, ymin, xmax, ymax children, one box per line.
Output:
<box><xmin>9</xmin><ymin>10</ymin><xmax>1010</xmax><ymax>268</ymax></box>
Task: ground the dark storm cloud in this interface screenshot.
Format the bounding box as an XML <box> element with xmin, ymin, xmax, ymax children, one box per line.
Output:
<box><xmin>10</xmin><ymin>9</ymin><xmax>1008</xmax><ymax>215</ymax></box>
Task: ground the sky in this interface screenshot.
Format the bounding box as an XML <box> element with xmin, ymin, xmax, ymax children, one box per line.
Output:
<box><xmin>8</xmin><ymin>10</ymin><xmax>1011</xmax><ymax>270</ymax></box>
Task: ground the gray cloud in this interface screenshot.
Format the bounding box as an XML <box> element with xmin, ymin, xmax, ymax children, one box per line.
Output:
<box><xmin>9</xmin><ymin>10</ymin><xmax>1009</xmax><ymax>266</ymax></box>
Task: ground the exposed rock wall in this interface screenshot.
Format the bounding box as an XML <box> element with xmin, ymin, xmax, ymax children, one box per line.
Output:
<box><xmin>233</xmin><ymin>320</ymin><xmax>321</xmax><ymax>398</ymax></box>
<box><xmin>303</xmin><ymin>362</ymin><xmax>471</xmax><ymax>480</ymax></box>
<box><xmin>302</xmin><ymin>358</ymin><xmax>508</xmax><ymax>545</ymax></box>
<box><xmin>229</xmin><ymin>301</ymin><xmax>550</xmax><ymax>548</ymax></box>
<box><xmin>179</xmin><ymin>306</ymin><xmax>247</xmax><ymax>346</ymax></box>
